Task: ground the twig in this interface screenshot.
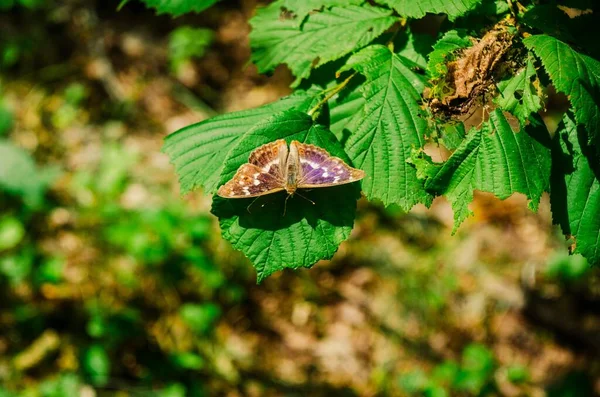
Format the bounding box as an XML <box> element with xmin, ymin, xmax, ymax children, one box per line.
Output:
<box><xmin>307</xmin><ymin>72</ymin><xmax>357</xmax><ymax>118</ymax></box>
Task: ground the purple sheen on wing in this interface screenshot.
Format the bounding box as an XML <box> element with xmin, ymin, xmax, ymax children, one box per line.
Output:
<box><xmin>299</xmin><ymin>157</ymin><xmax>354</xmax><ymax>186</ymax></box>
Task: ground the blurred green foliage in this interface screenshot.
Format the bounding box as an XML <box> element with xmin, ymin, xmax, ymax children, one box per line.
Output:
<box><xmin>168</xmin><ymin>26</ymin><xmax>214</xmax><ymax>73</ymax></box>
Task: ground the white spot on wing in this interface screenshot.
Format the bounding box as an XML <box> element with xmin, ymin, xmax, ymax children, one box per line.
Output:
<box><xmin>253</xmin><ymin>180</ymin><xmax>260</xmax><ymax>186</ymax></box>
<box><xmin>333</xmin><ymin>176</ymin><xmax>340</xmax><ymax>182</ymax></box>
<box><xmin>253</xmin><ymin>173</ymin><xmax>260</xmax><ymax>178</ymax></box>
<box><xmin>262</xmin><ymin>160</ymin><xmax>278</xmax><ymax>172</ymax></box>
<box><xmin>300</xmin><ymin>159</ymin><xmax>320</xmax><ymax>169</ymax></box>
<box><xmin>239</xmin><ymin>181</ymin><xmax>245</xmax><ymax>185</ymax></box>
<box><xmin>323</xmin><ymin>172</ymin><xmax>329</xmax><ymax>177</ymax></box>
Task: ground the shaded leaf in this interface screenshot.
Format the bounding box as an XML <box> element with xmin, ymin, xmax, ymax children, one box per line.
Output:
<box><xmin>162</xmin><ymin>93</ymin><xmax>316</xmax><ymax>195</ymax></box>
<box><xmin>495</xmin><ymin>56</ymin><xmax>543</xmax><ymax>124</ymax></box>
<box><xmin>550</xmin><ymin>113</ymin><xmax>600</xmax><ymax>266</ymax></box>
<box><xmin>396</xmin><ymin>30</ymin><xmax>437</xmax><ymax>70</ymax></box>
<box><xmin>523</xmin><ymin>4</ymin><xmax>600</xmax><ymax>59</ymax></box>
<box><xmin>212</xmin><ymin>110</ymin><xmax>360</xmax><ymax>282</ymax></box>
<box><xmin>524</xmin><ymin>35</ymin><xmax>600</xmax><ymax>146</ymax></box>
<box><xmin>340</xmin><ymin>45</ymin><xmax>432</xmax><ymax>209</ymax></box>
<box><xmin>410</xmin><ymin>110</ymin><xmax>551</xmax><ymax>232</ymax></box>
<box><xmin>375</xmin><ymin>0</ymin><xmax>483</xmax><ymax>21</ymax></box>
<box><xmin>250</xmin><ymin>1</ymin><xmax>396</xmax><ymax>85</ymax></box>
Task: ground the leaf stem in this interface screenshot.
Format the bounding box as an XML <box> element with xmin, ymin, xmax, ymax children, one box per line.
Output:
<box><xmin>307</xmin><ymin>72</ymin><xmax>357</xmax><ymax>118</ymax></box>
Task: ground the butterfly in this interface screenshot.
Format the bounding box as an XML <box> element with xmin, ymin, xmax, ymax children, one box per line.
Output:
<box><xmin>217</xmin><ymin>139</ymin><xmax>365</xmax><ymax>199</ymax></box>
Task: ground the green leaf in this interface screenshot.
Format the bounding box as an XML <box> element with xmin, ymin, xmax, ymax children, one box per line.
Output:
<box><xmin>524</xmin><ymin>35</ymin><xmax>600</xmax><ymax>146</ymax></box>
<box><xmin>439</xmin><ymin>122</ymin><xmax>467</xmax><ymax>151</ymax></box>
<box><xmin>211</xmin><ymin>110</ymin><xmax>360</xmax><ymax>282</ymax></box>
<box><xmin>279</xmin><ymin>0</ymin><xmax>364</xmax><ymax>25</ymax></box>
<box><xmin>137</xmin><ymin>0</ymin><xmax>219</xmax><ymax>17</ymax></box>
<box><xmin>375</xmin><ymin>0</ymin><xmax>483</xmax><ymax>21</ymax></box>
<box><xmin>169</xmin><ymin>26</ymin><xmax>214</xmax><ymax>71</ymax></box>
<box><xmin>396</xmin><ymin>30</ymin><xmax>437</xmax><ymax>70</ymax></box>
<box><xmin>250</xmin><ymin>1</ymin><xmax>397</xmax><ymax>85</ymax></box>
<box><xmin>427</xmin><ymin>30</ymin><xmax>472</xmax><ymax>80</ymax></box>
<box><xmin>340</xmin><ymin>45</ymin><xmax>432</xmax><ymax>209</ymax></box>
<box><xmin>411</xmin><ymin>110</ymin><xmax>552</xmax><ymax>232</ymax></box>
<box><xmin>550</xmin><ymin>113</ymin><xmax>600</xmax><ymax>266</ymax></box>
<box><xmin>495</xmin><ymin>55</ymin><xmax>543</xmax><ymax>125</ymax></box>
<box><xmin>329</xmin><ymin>81</ymin><xmax>365</xmax><ymax>142</ymax></box>
<box><xmin>162</xmin><ymin>92</ymin><xmax>316</xmax><ymax>195</ymax></box>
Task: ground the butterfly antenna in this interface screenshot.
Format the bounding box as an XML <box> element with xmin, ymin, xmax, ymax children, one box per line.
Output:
<box><xmin>246</xmin><ymin>197</ymin><xmax>262</xmax><ymax>213</ymax></box>
<box><xmin>295</xmin><ymin>191</ymin><xmax>315</xmax><ymax>205</ymax></box>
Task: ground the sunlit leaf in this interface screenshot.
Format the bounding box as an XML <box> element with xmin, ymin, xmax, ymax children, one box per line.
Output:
<box><xmin>212</xmin><ymin>110</ymin><xmax>360</xmax><ymax>282</ymax></box>
<box><xmin>495</xmin><ymin>56</ymin><xmax>543</xmax><ymax>125</ymax></box>
<box><xmin>374</xmin><ymin>0</ymin><xmax>483</xmax><ymax>21</ymax></box>
<box><xmin>162</xmin><ymin>92</ymin><xmax>316</xmax><ymax>195</ymax></box>
<box><xmin>524</xmin><ymin>34</ymin><xmax>600</xmax><ymax>146</ymax></box>
<box><xmin>411</xmin><ymin>110</ymin><xmax>552</xmax><ymax>232</ymax></box>
<box><xmin>340</xmin><ymin>45</ymin><xmax>433</xmax><ymax>209</ymax></box>
<box><xmin>250</xmin><ymin>1</ymin><xmax>396</xmax><ymax>84</ymax></box>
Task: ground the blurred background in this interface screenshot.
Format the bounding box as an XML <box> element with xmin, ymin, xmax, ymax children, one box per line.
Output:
<box><xmin>0</xmin><ymin>1</ymin><xmax>599</xmax><ymax>396</ymax></box>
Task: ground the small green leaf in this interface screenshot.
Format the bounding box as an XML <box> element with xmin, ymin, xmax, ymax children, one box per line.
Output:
<box><xmin>524</xmin><ymin>35</ymin><xmax>600</xmax><ymax>146</ymax></box>
<box><xmin>411</xmin><ymin>110</ymin><xmax>552</xmax><ymax>232</ymax></box>
<box><xmin>550</xmin><ymin>113</ymin><xmax>600</xmax><ymax>266</ymax></box>
<box><xmin>137</xmin><ymin>0</ymin><xmax>219</xmax><ymax>17</ymax></box>
<box><xmin>427</xmin><ymin>30</ymin><xmax>472</xmax><ymax>80</ymax></box>
<box><xmin>82</xmin><ymin>344</ymin><xmax>110</xmax><ymax>387</ymax></box>
<box><xmin>439</xmin><ymin>123</ymin><xmax>467</xmax><ymax>151</ymax></box>
<box><xmin>495</xmin><ymin>56</ymin><xmax>543</xmax><ymax>125</ymax></box>
<box><xmin>162</xmin><ymin>92</ymin><xmax>316</xmax><ymax>195</ymax></box>
<box><xmin>340</xmin><ymin>45</ymin><xmax>433</xmax><ymax>209</ymax></box>
<box><xmin>375</xmin><ymin>0</ymin><xmax>483</xmax><ymax>21</ymax></box>
<box><xmin>250</xmin><ymin>1</ymin><xmax>397</xmax><ymax>85</ymax></box>
<box><xmin>212</xmin><ymin>110</ymin><xmax>360</xmax><ymax>282</ymax></box>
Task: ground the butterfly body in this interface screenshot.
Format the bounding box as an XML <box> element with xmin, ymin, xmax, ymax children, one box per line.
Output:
<box><xmin>217</xmin><ymin>139</ymin><xmax>365</xmax><ymax>199</ymax></box>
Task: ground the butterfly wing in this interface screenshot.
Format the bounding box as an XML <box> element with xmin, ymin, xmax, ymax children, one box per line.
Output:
<box><xmin>291</xmin><ymin>141</ymin><xmax>365</xmax><ymax>188</ymax></box>
<box><xmin>217</xmin><ymin>140</ymin><xmax>287</xmax><ymax>198</ymax></box>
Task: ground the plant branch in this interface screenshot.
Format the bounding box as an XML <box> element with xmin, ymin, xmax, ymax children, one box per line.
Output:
<box><xmin>307</xmin><ymin>72</ymin><xmax>357</xmax><ymax>118</ymax></box>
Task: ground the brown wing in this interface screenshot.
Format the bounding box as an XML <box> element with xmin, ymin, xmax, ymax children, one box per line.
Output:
<box><xmin>217</xmin><ymin>164</ymin><xmax>285</xmax><ymax>198</ymax></box>
<box><xmin>217</xmin><ymin>140</ymin><xmax>288</xmax><ymax>198</ymax></box>
<box><xmin>291</xmin><ymin>141</ymin><xmax>365</xmax><ymax>188</ymax></box>
<box><xmin>248</xmin><ymin>139</ymin><xmax>287</xmax><ymax>182</ymax></box>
